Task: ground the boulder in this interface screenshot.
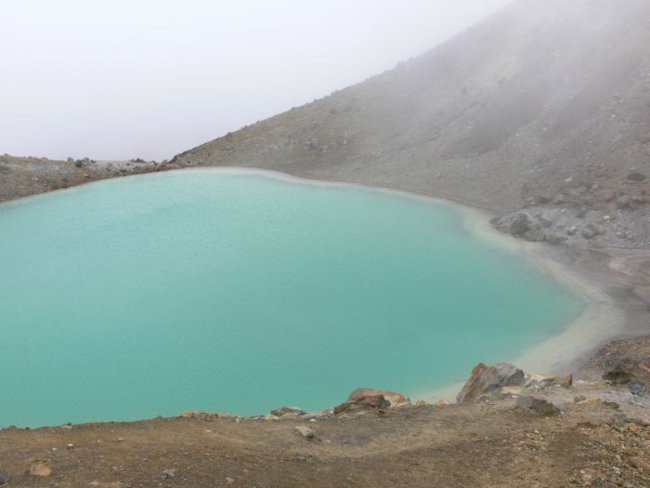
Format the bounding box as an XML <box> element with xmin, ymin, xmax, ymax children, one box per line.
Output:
<box><xmin>334</xmin><ymin>394</ymin><xmax>391</xmax><ymax>415</ymax></box>
<box><xmin>347</xmin><ymin>388</ymin><xmax>410</xmax><ymax>407</ymax></box>
<box><xmin>457</xmin><ymin>363</ymin><xmax>525</xmax><ymax>404</ymax></box>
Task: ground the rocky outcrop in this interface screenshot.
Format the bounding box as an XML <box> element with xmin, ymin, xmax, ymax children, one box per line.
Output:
<box><xmin>456</xmin><ymin>363</ymin><xmax>525</xmax><ymax>404</ymax></box>
<box><xmin>347</xmin><ymin>388</ymin><xmax>410</xmax><ymax>407</ymax></box>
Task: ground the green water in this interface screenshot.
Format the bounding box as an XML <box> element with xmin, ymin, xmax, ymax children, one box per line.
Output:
<box><xmin>0</xmin><ymin>170</ymin><xmax>584</xmax><ymax>427</ymax></box>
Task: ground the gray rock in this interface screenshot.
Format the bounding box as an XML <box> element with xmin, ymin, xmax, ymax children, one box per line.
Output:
<box><xmin>294</xmin><ymin>425</ymin><xmax>321</xmax><ymax>442</ymax></box>
<box><xmin>629</xmin><ymin>380</ymin><xmax>646</xmax><ymax>396</ymax></box>
<box><xmin>516</xmin><ymin>396</ymin><xmax>561</xmax><ymax>415</ymax></box>
<box><xmin>0</xmin><ymin>470</ymin><xmax>9</xmax><ymax>485</ymax></box>
<box><xmin>457</xmin><ymin>363</ymin><xmax>525</xmax><ymax>404</ymax></box>
<box><xmin>627</xmin><ymin>172</ymin><xmax>646</xmax><ymax>182</ymax></box>
<box><xmin>270</xmin><ymin>406</ymin><xmax>307</xmax><ymax>417</ymax></box>
<box><xmin>509</xmin><ymin>213</ymin><xmax>531</xmax><ymax>236</ymax></box>
<box><xmin>617</xmin><ymin>195</ymin><xmax>632</xmax><ymax>209</ymax></box>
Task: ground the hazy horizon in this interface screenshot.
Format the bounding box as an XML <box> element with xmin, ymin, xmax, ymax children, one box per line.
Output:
<box><xmin>2</xmin><ymin>0</ymin><xmax>511</xmax><ymax>161</ymax></box>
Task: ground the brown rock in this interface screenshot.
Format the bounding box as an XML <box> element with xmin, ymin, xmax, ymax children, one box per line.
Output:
<box><xmin>29</xmin><ymin>462</ymin><xmax>52</xmax><ymax>477</ymax></box>
<box><xmin>347</xmin><ymin>388</ymin><xmax>410</xmax><ymax>407</ymax></box>
<box><xmin>334</xmin><ymin>394</ymin><xmax>391</xmax><ymax>415</ymax></box>
<box><xmin>457</xmin><ymin>363</ymin><xmax>525</xmax><ymax>404</ymax></box>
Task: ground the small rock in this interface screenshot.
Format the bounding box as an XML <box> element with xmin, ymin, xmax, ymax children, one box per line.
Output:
<box><xmin>434</xmin><ymin>400</ymin><xmax>449</xmax><ymax>408</ymax></box>
<box><xmin>639</xmin><ymin>361</ymin><xmax>650</xmax><ymax>373</ymax></box>
<box><xmin>334</xmin><ymin>394</ymin><xmax>391</xmax><ymax>414</ymax></box>
<box><xmin>226</xmin><ymin>477</ymin><xmax>235</xmax><ymax>484</ymax></box>
<box><xmin>29</xmin><ymin>462</ymin><xmax>52</xmax><ymax>477</ymax></box>
<box><xmin>616</xmin><ymin>195</ymin><xmax>632</xmax><ymax>209</ymax></box>
<box><xmin>294</xmin><ymin>425</ymin><xmax>321</xmax><ymax>442</ymax></box>
<box><xmin>162</xmin><ymin>468</ymin><xmax>176</xmax><ymax>479</ymax></box>
<box><xmin>415</xmin><ymin>400</ymin><xmax>428</xmax><ymax>406</ymax></box>
<box><xmin>628</xmin><ymin>380</ymin><xmax>646</xmax><ymax>396</ymax></box>
<box><xmin>89</xmin><ymin>482</ymin><xmax>123</xmax><ymax>488</ymax></box>
<box><xmin>0</xmin><ymin>470</ymin><xmax>9</xmax><ymax>485</ymax></box>
<box><xmin>574</xmin><ymin>395</ymin><xmax>588</xmax><ymax>403</ymax></box>
<box><xmin>627</xmin><ymin>172</ymin><xmax>646</xmax><ymax>182</ymax></box>
<box><xmin>516</xmin><ymin>396</ymin><xmax>561</xmax><ymax>415</ymax></box>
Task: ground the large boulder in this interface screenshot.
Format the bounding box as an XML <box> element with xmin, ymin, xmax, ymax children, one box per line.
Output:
<box><xmin>333</xmin><ymin>388</ymin><xmax>407</xmax><ymax>415</ymax></box>
<box><xmin>457</xmin><ymin>363</ymin><xmax>525</xmax><ymax>404</ymax></box>
<box><xmin>347</xmin><ymin>388</ymin><xmax>410</xmax><ymax>407</ymax></box>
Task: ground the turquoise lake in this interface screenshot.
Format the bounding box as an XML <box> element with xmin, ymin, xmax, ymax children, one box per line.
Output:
<box><xmin>0</xmin><ymin>170</ymin><xmax>585</xmax><ymax>427</ymax></box>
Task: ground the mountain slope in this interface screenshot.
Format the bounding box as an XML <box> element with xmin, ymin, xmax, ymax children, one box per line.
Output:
<box><xmin>172</xmin><ymin>0</ymin><xmax>650</xmax><ymax>216</ymax></box>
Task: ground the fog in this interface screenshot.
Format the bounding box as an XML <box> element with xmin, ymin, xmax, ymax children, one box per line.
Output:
<box><xmin>1</xmin><ymin>0</ymin><xmax>511</xmax><ymax>161</ymax></box>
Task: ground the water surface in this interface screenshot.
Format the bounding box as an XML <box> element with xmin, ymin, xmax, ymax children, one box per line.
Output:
<box><xmin>0</xmin><ymin>170</ymin><xmax>584</xmax><ymax>427</ymax></box>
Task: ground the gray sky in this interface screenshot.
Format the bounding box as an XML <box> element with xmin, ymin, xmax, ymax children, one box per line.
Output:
<box><xmin>2</xmin><ymin>0</ymin><xmax>511</xmax><ymax>161</ymax></box>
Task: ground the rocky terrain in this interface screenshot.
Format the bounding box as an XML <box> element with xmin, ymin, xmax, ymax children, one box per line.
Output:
<box><xmin>1</xmin><ymin>339</ymin><xmax>649</xmax><ymax>488</ymax></box>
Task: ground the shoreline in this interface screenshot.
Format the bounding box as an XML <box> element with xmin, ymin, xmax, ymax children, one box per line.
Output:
<box><xmin>1</xmin><ymin>167</ymin><xmax>649</xmax><ymax>424</ymax></box>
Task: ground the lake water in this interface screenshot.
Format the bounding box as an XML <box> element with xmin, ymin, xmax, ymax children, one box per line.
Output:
<box><xmin>0</xmin><ymin>170</ymin><xmax>584</xmax><ymax>427</ymax></box>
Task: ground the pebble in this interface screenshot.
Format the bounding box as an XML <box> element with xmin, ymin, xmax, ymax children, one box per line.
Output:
<box><xmin>0</xmin><ymin>470</ymin><xmax>9</xmax><ymax>485</ymax></box>
<box><xmin>162</xmin><ymin>468</ymin><xmax>177</xmax><ymax>478</ymax></box>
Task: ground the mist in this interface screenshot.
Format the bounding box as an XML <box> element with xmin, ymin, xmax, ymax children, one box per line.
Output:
<box><xmin>1</xmin><ymin>0</ymin><xmax>511</xmax><ymax>161</ymax></box>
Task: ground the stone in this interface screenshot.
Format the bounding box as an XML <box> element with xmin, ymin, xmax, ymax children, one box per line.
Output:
<box><xmin>525</xmin><ymin>373</ymin><xmax>573</xmax><ymax>388</ymax></box>
<box><xmin>270</xmin><ymin>406</ymin><xmax>307</xmax><ymax>417</ymax></box>
<box><xmin>294</xmin><ymin>425</ymin><xmax>321</xmax><ymax>442</ymax></box>
<box><xmin>516</xmin><ymin>396</ymin><xmax>561</xmax><ymax>415</ymax></box>
<box><xmin>29</xmin><ymin>462</ymin><xmax>52</xmax><ymax>477</ymax></box>
<box><xmin>456</xmin><ymin>363</ymin><xmax>525</xmax><ymax>404</ymax></box>
<box><xmin>616</xmin><ymin>195</ymin><xmax>632</xmax><ymax>209</ymax></box>
<box><xmin>509</xmin><ymin>213</ymin><xmax>531</xmax><ymax>236</ymax></box>
<box><xmin>89</xmin><ymin>482</ymin><xmax>123</xmax><ymax>488</ymax></box>
<box><xmin>639</xmin><ymin>361</ymin><xmax>650</xmax><ymax>373</ymax></box>
<box><xmin>347</xmin><ymin>388</ymin><xmax>410</xmax><ymax>407</ymax></box>
<box><xmin>334</xmin><ymin>394</ymin><xmax>391</xmax><ymax>414</ymax></box>
<box><xmin>603</xmin><ymin>365</ymin><xmax>635</xmax><ymax>385</ymax></box>
<box><xmin>574</xmin><ymin>395</ymin><xmax>588</xmax><ymax>403</ymax></box>
<box><xmin>162</xmin><ymin>469</ymin><xmax>176</xmax><ymax>478</ymax></box>
<box><xmin>627</xmin><ymin>172</ymin><xmax>646</xmax><ymax>182</ymax></box>
<box><xmin>628</xmin><ymin>380</ymin><xmax>646</xmax><ymax>396</ymax></box>
<box><xmin>415</xmin><ymin>400</ymin><xmax>428</xmax><ymax>406</ymax></box>
<box><xmin>0</xmin><ymin>470</ymin><xmax>9</xmax><ymax>485</ymax></box>
<box><xmin>434</xmin><ymin>400</ymin><xmax>449</xmax><ymax>408</ymax></box>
